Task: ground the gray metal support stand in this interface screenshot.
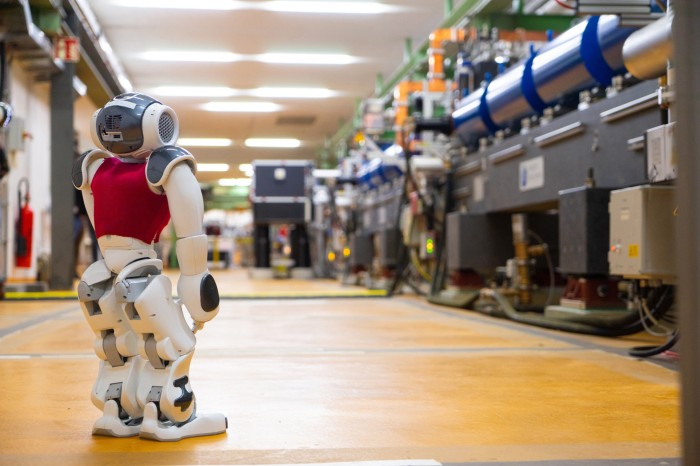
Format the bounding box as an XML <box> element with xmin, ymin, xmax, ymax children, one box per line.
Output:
<box><xmin>49</xmin><ymin>9</ymin><xmax>78</xmax><ymax>290</ymax></box>
<box><xmin>673</xmin><ymin>0</ymin><xmax>699</xmax><ymax>463</ymax></box>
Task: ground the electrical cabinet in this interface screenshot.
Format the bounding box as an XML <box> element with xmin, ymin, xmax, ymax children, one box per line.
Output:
<box><xmin>559</xmin><ymin>187</ymin><xmax>611</xmax><ymax>275</ymax></box>
<box><xmin>608</xmin><ymin>185</ymin><xmax>676</xmax><ymax>283</ymax></box>
<box><xmin>252</xmin><ymin>160</ymin><xmax>312</xmax><ymax>224</ymax></box>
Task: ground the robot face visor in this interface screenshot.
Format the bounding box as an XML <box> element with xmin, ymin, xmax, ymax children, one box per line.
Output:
<box><xmin>96</xmin><ymin>102</ymin><xmax>147</xmax><ymax>155</ymax></box>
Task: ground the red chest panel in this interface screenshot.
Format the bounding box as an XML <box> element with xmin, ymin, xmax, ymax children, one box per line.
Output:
<box><xmin>91</xmin><ymin>157</ymin><xmax>171</xmax><ymax>243</ymax></box>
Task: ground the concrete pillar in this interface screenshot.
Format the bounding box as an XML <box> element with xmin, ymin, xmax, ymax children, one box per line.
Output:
<box><xmin>673</xmin><ymin>0</ymin><xmax>700</xmax><ymax>463</ymax></box>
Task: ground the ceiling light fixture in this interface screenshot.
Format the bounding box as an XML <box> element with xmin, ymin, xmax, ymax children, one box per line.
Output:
<box><xmin>151</xmin><ymin>86</ymin><xmax>335</xmax><ymax>99</ymax></box>
<box><xmin>245</xmin><ymin>138</ymin><xmax>301</xmax><ymax>148</ymax></box>
<box><xmin>251</xmin><ymin>87</ymin><xmax>335</xmax><ymax>98</ymax></box>
<box><xmin>202</xmin><ymin>101</ymin><xmax>281</xmax><ymax>112</ymax></box>
<box><xmin>141</xmin><ymin>51</ymin><xmax>241</xmax><ymax>62</ymax></box>
<box><xmin>111</xmin><ymin>0</ymin><xmax>394</xmax><ymax>13</ymax></box>
<box><xmin>178</xmin><ymin>138</ymin><xmax>233</xmax><ymax>147</ymax></box>
<box><xmin>197</xmin><ymin>163</ymin><xmax>230</xmax><ymax>172</ymax></box>
<box><xmin>152</xmin><ymin>86</ymin><xmax>239</xmax><ymax>97</ymax></box>
<box><xmin>262</xmin><ymin>1</ymin><xmax>393</xmax><ymax>14</ymax></box>
<box><xmin>239</xmin><ymin>163</ymin><xmax>254</xmax><ymax>174</ymax></box>
<box><xmin>219</xmin><ymin>178</ymin><xmax>253</xmax><ymax>187</ymax></box>
<box><xmin>257</xmin><ymin>53</ymin><xmax>355</xmax><ymax>65</ymax></box>
<box><xmin>109</xmin><ymin>0</ymin><xmax>245</xmax><ymax>10</ymax></box>
<box><xmin>140</xmin><ymin>51</ymin><xmax>357</xmax><ymax>66</ymax></box>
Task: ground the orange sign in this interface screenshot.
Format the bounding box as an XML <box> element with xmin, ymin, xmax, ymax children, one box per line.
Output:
<box><xmin>54</xmin><ymin>36</ymin><xmax>80</xmax><ymax>63</ymax></box>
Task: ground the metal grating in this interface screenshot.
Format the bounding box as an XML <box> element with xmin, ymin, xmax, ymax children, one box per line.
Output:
<box><xmin>105</xmin><ymin>114</ymin><xmax>122</xmax><ymax>130</ymax></box>
<box><xmin>158</xmin><ymin>113</ymin><xmax>175</xmax><ymax>142</ymax></box>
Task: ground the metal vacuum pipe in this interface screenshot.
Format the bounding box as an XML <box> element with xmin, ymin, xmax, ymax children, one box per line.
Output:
<box><xmin>622</xmin><ymin>12</ymin><xmax>674</xmax><ymax>80</ymax></box>
<box><xmin>452</xmin><ymin>15</ymin><xmax>633</xmax><ymax>146</ymax></box>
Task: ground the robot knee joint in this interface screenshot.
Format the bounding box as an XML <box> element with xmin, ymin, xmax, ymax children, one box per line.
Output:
<box><xmin>78</xmin><ymin>279</ymin><xmax>110</xmax><ymax>316</ymax></box>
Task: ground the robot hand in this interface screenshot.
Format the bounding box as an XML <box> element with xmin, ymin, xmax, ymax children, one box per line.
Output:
<box><xmin>177</xmin><ymin>271</ymin><xmax>220</xmax><ymax>324</ymax></box>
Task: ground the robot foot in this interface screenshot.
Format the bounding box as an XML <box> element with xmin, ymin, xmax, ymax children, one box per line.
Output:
<box><xmin>139</xmin><ymin>402</ymin><xmax>228</xmax><ymax>442</ymax></box>
<box><xmin>92</xmin><ymin>400</ymin><xmax>142</xmax><ymax>438</ymax></box>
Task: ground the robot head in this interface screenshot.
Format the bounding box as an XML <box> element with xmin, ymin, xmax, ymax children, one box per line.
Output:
<box><xmin>91</xmin><ymin>93</ymin><xmax>179</xmax><ymax>157</ymax></box>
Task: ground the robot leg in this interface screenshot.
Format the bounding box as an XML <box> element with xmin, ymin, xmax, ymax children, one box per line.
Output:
<box><xmin>77</xmin><ymin>260</ymin><xmax>144</xmax><ymax>437</ymax></box>
<box><xmin>115</xmin><ymin>260</ymin><xmax>227</xmax><ymax>441</ymax></box>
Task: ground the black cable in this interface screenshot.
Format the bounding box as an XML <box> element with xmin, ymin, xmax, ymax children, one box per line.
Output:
<box><xmin>386</xmin><ymin>162</ymin><xmax>412</xmax><ymax>297</ymax></box>
<box><xmin>429</xmin><ymin>168</ymin><xmax>453</xmax><ymax>297</ymax></box>
<box><xmin>482</xmin><ymin>284</ymin><xmax>675</xmax><ymax>337</ymax></box>
<box><xmin>628</xmin><ymin>329</ymin><xmax>678</xmax><ymax>358</ymax></box>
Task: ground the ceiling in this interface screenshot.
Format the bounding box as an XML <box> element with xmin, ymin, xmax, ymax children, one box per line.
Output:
<box><xmin>83</xmin><ymin>0</ymin><xmax>479</xmax><ymax>183</ymax></box>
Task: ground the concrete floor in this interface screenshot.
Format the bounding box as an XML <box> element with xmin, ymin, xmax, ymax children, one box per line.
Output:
<box><xmin>0</xmin><ymin>269</ymin><xmax>680</xmax><ymax>465</ymax></box>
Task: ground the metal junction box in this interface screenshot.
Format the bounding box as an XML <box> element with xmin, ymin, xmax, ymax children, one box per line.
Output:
<box><xmin>646</xmin><ymin>122</ymin><xmax>677</xmax><ymax>183</ymax></box>
<box><xmin>608</xmin><ymin>185</ymin><xmax>676</xmax><ymax>283</ymax></box>
<box><xmin>559</xmin><ymin>187</ymin><xmax>611</xmax><ymax>275</ymax></box>
<box><xmin>349</xmin><ymin>233</ymin><xmax>374</xmax><ymax>268</ymax></box>
<box><xmin>377</xmin><ymin>228</ymin><xmax>400</xmax><ymax>267</ymax></box>
<box><xmin>446</xmin><ymin>212</ymin><xmax>513</xmax><ymax>272</ymax></box>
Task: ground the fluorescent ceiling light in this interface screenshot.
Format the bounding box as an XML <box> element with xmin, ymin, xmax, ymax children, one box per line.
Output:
<box><xmin>251</xmin><ymin>87</ymin><xmax>335</xmax><ymax>98</ymax></box>
<box><xmin>151</xmin><ymin>86</ymin><xmax>334</xmax><ymax>99</ymax></box>
<box><xmin>152</xmin><ymin>86</ymin><xmax>239</xmax><ymax>97</ymax></box>
<box><xmin>258</xmin><ymin>53</ymin><xmax>355</xmax><ymax>65</ymax></box>
<box><xmin>178</xmin><ymin>138</ymin><xmax>233</xmax><ymax>147</ymax></box>
<box><xmin>118</xmin><ymin>75</ymin><xmax>133</xmax><ymax>92</ymax></box>
<box><xmin>245</xmin><ymin>138</ymin><xmax>301</xmax><ymax>148</ymax></box>
<box><xmin>141</xmin><ymin>51</ymin><xmax>356</xmax><ymax>65</ymax></box>
<box><xmin>202</xmin><ymin>101</ymin><xmax>281</xmax><ymax>112</ymax></box>
<box><xmin>109</xmin><ymin>0</ymin><xmax>245</xmax><ymax>9</ymax></box>
<box><xmin>219</xmin><ymin>178</ymin><xmax>253</xmax><ymax>187</ymax></box>
<box><xmin>73</xmin><ymin>76</ymin><xmax>87</xmax><ymax>97</ymax></box>
<box><xmin>110</xmin><ymin>0</ymin><xmax>395</xmax><ymax>13</ymax></box>
<box><xmin>263</xmin><ymin>1</ymin><xmax>393</xmax><ymax>14</ymax></box>
<box><xmin>239</xmin><ymin>163</ymin><xmax>254</xmax><ymax>175</ymax></box>
<box><xmin>197</xmin><ymin>163</ymin><xmax>230</xmax><ymax>172</ymax></box>
<box><xmin>141</xmin><ymin>51</ymin><xmax>240</xmax><ymax>62</ymax></box>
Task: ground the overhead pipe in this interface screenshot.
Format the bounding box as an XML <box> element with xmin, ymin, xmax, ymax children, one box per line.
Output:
<box><xmin>622</xmin><ymin>12</ymin><xmax>674</xmax><ymax>80</ymax></box>
<box><xmin>427</xmin><ymin>28</ymin><xmax>466</xmax><ymax>92</ymax></box>
<box><xmin>394</xmin><ymin>80</ymin><xmax>424</xmax><ymax>144</ymax></box>
<box><xmin>452</xmin><ymin>15</ymin><xmax>634</xmax><ymax>146</ymax></box>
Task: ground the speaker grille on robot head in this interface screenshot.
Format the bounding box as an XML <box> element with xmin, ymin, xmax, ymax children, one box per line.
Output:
<box><xmin>158</xmin><ymin>113</ymin><xmax>175</xmax><ymax>143</ymax></box>
<box><xmin>105</xmin><ymin>115</ymin><xmax>122</xmax><ymax>130</ymax></box>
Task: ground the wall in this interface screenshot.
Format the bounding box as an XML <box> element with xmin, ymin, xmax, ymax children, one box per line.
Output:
<box><xmin>5</xmin><ymin>64</ymin><xmax>51</xmax><ymax>281</ymax></box>
<box><xmin>4</xmin><ymin>62</ymin><xmax>98</xmax><ymax>283</ymax></box>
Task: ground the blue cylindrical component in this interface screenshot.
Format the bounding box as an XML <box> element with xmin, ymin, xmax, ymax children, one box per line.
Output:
<box><xmin>357</xmin><ymin>157</ymin><xmax>404</xmax><ymax>190</ymax></box>
<box><xmin>452</xmin><ymin>15</ymin><xmax>633</xmax><ymax>146</ymax></box>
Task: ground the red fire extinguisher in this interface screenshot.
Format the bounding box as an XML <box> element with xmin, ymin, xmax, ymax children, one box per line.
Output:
<box><xmin>15</xmin><ymin>177</ymin><xmax>33</xmax><ymax>268</ymax></box>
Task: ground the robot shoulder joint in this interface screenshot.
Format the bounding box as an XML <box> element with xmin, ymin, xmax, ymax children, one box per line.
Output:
<box><xmin>146</xmin><ymin>146</ymin><xmax>196</xmax><ymax>192</ymax></box>
<box><xmin>72</xmin><ymin>149</ymin><xmax>111</xmax><ymax>190</ymax></box>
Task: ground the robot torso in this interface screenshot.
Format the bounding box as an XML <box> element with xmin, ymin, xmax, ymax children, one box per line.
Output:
<box><xmin>91</xmin><ymin>157</ymin><xmax>171</xmax><ymax>244</ymax></box>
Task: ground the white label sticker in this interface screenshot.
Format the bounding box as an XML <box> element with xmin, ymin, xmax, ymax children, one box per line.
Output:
<box><xmin>519</xmin><ymin>156</ymin><xmax>544</xmax><ymax>192</ymax></box>
<box><xmin>378</xmin><ymin>206</ymin><xmax>387</xmax><ymax>225</ymax></box>
<box><xmin>473</xmin><ymin>175</ymin><xmax>484</xmax><ymax>202</ymax></box>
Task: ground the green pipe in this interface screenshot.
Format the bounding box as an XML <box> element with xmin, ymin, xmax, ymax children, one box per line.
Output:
<box><xmin>376</xmin><ymin>0</ymin><xmax>510</xmax><ymax>99</ymax></box>
<box><xmin>479</xmin><ymin>13</ymin><xmax>574</xmax><ymax>32</ymax></box>
<box><xmin>444</xmin><ymin>0</ymin><xmax>454</xmax><ymax>17</ymax></box>
<box><xmin>375</xmin><ymin>73</ymin><xmax>384</xmax><ymax>96</ymax></box>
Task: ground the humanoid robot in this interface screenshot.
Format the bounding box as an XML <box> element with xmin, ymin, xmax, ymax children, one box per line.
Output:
<box><xmin>72</xmin><ymin>93</ymin><xmax>227</xmax><ymax>441</ymax></box>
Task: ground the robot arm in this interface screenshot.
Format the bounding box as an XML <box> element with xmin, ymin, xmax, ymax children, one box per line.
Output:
<box><xmin>72</xmin><ymin>149</ymin><xmax>111</xmax><ymax>226</ymax></box>
<box><xmin>147</xmin><ymin>146</ymin><xmax>220</xmax><ymax>324</ymax></box>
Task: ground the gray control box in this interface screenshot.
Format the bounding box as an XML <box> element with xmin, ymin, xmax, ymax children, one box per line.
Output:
<box><xmin>608</xmin><ymin>185</ymin><xmax>676</xmax><ymax>283</ymax></box>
